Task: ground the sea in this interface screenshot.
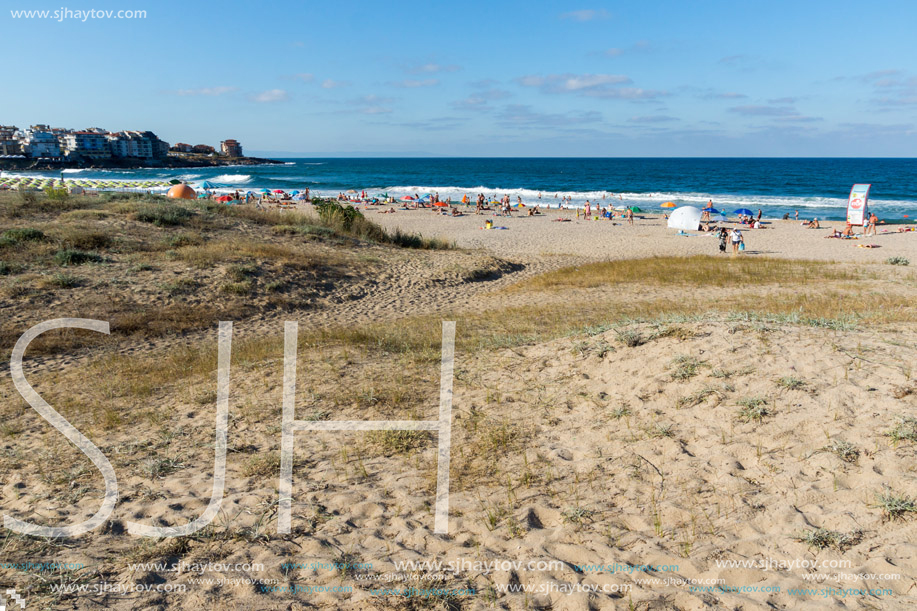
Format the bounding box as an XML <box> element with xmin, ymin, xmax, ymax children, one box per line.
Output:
<box><xmin>4</xmin><ymin>158</ymin><xmax>917</xmax><ymax>221</ymax></box>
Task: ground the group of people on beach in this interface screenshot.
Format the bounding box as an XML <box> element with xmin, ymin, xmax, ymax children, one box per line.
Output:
<box><xmin>715</xmin><ymin>227</ymin><xmax>745</xmax><ymax>255</ymax></box>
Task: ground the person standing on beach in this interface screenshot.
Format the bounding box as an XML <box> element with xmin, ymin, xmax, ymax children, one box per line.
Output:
<box><xmin>794</xmin><ymin>210</ymin><xmax>799</xmax><ymax>221</ymax></box>
<box><xmin>625</xmin><ymin>207</ymin><xmax>634</xmax><ymax>225</ymax></box>
<box><xmin>584</xmin><ymin>200</ymin><xmax>591</xmax><ymax>219</ymax></box>
<box><xmin>718</xmin><ymin>227</ymin><xmax>728</xmax><ymax>253</ymax></box>
<box><xmin>866</xmin><ymin>212</ymin><xmax>878</xmax><ymax>236</ymax></box>
<box><xmin>730</xmin><ymin>227</ymin><xmax>744</xmax><ymax>255</ymax></box>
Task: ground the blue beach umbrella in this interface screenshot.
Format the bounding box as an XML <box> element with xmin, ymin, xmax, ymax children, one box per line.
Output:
<box><xmin>199</xmin><ymin>181</ymin><xmax>216</xmax><ymax>190</ymax></box>
<box><xmin>734</xmin><ymin>208</ymin><xmax>754</xmax><ymax>216</ymax></box>
<box><xmin>260</xmin><ymin>188</ymin><xmax>271</xmax><ymax>193</ymax></box>
<box><xmin>290</xmin><ymin>190</ymin><xmax>299</xmax><ymax>195</ymax></box>
<box><xmin>704</xmin><ymin>208</ymin><xmax>721</xmax><ymax>214</ymax></box>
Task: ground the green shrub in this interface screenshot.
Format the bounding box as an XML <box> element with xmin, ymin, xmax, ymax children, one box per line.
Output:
<box><xmin>54</xmin><ymin>248</ymin><xmax>101</xmax><ymax>266</ymax></box>
<box><xmin>226</xmin><ymin>263</ymin><xmax>257</xmax><ymax>282</ymax></box>
<box><xmin>886</xmin><ymin>256</ymin><xmax>910</xmax><ymax>266</ymax></box>
<box><xmin>3</xmin><ymin>228</ymin><xmax>45</xmax><ymax>242</ymax></box>
<box><xmin>58</xmin><ymin>228</ymin><xmax>112</xmax><ymax>250</ymax></box>
<box><xmin>47</xmin><ymin>272</ymin><xmax>80</xmax><ymax>288</ymax></box>
<box><xmin>316</xmin><ymin>200</ymin><xmax>363</xmax><ymax>231</ymax></box>
<box><xmin>135</xmin><ymin>203</ymin><xmax>193</xmax><ymax>226</ymax></box>
<box><xmin>44</xmin><ymin>185</ymin><xmax>69</xmax><ymax>202</ymax></box>
<box><xmin>166</xmin><ymin>233</ymin><xmax>202</xmax><ymax>248</ymax></box>
<box><xmin>221</xmin><ymin>280</ymin><xmax>252</xmax><ymax>295</ymax></box>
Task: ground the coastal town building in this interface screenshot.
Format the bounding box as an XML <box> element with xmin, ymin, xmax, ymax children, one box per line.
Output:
<box><xmin>171</xmin><ymin>142</ymin><xmax>192</xmax><ymax>153</ymax></box>
<box><xmin>220</xmin><ymin>139</ymin><xmax>243</xmax><ymax>157</ymax></box>
<box><xmin>22</xmin><ymin>125</ymin><xmax>62</xmax><ymax>158</ymax></box>
<box><xmin>192</xmin><ymin>144</ymin><xmax>216</xmax><ymax>154</ymax></box>
<box><xmin>107</xmin><ymin>131</ymin><xmax>169</xmax><ymax>159</ymax></box>
<box><xmin>0</xmin><ymin>122</ymin><xmax>198</xmax><ymax>162</ymax></box>
<box><xmin>0</xmin><ymin>126</ymin><xmax>22</xmax><ymax>156</ymax></box>
<box><xmin>61</xmin><ymin>131</ymin><xmax>112</xmax><ymax>160</ymax></box>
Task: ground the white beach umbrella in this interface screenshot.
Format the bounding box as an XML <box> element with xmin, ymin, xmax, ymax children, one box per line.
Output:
<box><xmin>667</xmin><ymin>206</ymin><xmax>703</xmax><ymax>231</ymax></box>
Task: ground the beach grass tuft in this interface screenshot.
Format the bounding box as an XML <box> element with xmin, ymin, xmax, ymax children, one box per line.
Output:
<box><xmin>795</xmin><ymin>528</ymin><xmax>862</xmax><ymax>551</ymax></box>
<box><xmin>616</xmin><ymin>328</ymin><xmax>646</xmax><ymax>347</ymax></box>
<box><xmin>824</xmin><ymin>439</ymin><xmax>860</xmax><ymax>462</ymax></box>
<box><xmin>885</xmin><ymin>416</ymin><xmax>917</xmax><ymax>444</ymax></box>
<box><xmin>671</xmin><ymin>355</ymin><xmax>703</xmax><ymax>380</ymax></box>
<box><xmin>777</xmin><ymin>376</ymin><xmax>806</xmax><ymax>390</ymax></box>
<box><xmin>737</xmin><ymin>397</ymin><xmax>770</xmax><ymax>422</ymax></box>
<box><xmin>874</xmin><ymin>489</ymin><xmax>917</xmax><ymax>520</ymax></box>
<box><xmin>44</xmin><ymin>272</ymin><xmax>81</xmax><ymax>289</ymax></box>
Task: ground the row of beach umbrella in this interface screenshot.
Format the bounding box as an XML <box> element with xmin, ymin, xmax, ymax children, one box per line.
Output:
<box><xmin>0</xmin><ymin>175</ymin><xmax>171</xmax><ymax>191</ymax></box>
<box><xmin>662</xmin><ymin>201</ymin><xmax>755</xmax><ymax>216</ymax></box>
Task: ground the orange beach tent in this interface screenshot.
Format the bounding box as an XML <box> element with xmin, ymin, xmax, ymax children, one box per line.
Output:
<box><xmin>167</xmin><ymin>184</ymin><xmax>196</xmax><ymax>199</ymax></box>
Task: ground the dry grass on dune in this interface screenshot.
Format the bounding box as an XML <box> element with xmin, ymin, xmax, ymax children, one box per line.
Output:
<box><xmin>0</xmin><ymin>192</ymin><xmax>456</xmax><ymax>357</ymax></box>
<box><xmin>515</xmin><ymin>255</ymin><xmax>862</xmax><ymax>290</ymax></box>
<box><xmin>35</xmin><ymin>254</ymin><xmax>915</xmax><ymax>446</ymax></box>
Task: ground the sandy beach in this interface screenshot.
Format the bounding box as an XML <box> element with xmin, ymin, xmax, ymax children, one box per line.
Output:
<box><xmin>361</xmin><ymin>204</ymin><xmax>917</xmax><ymax>264</ymax></box>
<box><xmin>1</xmin><ymin>193</ymin><xmax>916</xmax><ymax>610</ymax></box>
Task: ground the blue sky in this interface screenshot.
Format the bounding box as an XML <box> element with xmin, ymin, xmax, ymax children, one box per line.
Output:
<box><xmin>2</xmin><ymin>0</ymin><xmax>916</xmax><ymax>156</ymax></box>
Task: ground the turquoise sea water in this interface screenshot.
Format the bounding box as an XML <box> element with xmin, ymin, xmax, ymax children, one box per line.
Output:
<box><xmin>4</xmin><ymin>158</ymin><xmax>916</xmax><ymax>221</ymax></box>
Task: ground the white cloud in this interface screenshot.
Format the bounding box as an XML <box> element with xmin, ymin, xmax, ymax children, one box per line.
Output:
<box><xmin>252</xmin><ymin>89</ymin><xmax>289</xmax><ymax>103</ymax></box>
<box><xmin>293</xmin><ymin>73</ymin><xmax>314</xmax><ymax>82</ymax></box>
<box><xmin>390</xmin><ymin>79</ymin><xmax>439</xmax><ymax>88</ymax></box>
<box><xmin>322</xmin><ymin>79</ymin><xmax>350</xmax><ymax>89</ymax></box>
<box><xmin>174</xmin><ymin>86</ymin><xmax>237</xmax><ymax>96</ymax></box>
<box><xmin>516</xmin><ymin>73</ymin><xmax>666</xmax><ymax>100</ymax></box>
<box><xmin>408</xmin><ymin>63</ymin><xmax>461</xmax><ymax>74</ymax></box>
<box><xmin>517</xmin><ymin>73</ymin><xmax>631</xmax><ymax>92</ymax></box>
<box><xmin>560</xmin><ymin>9</ymin><xmax>611</xmax><ymax>21</ymax></box>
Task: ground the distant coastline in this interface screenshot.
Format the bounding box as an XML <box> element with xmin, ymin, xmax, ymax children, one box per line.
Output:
<box><xmin>0</xmin><ymin>153</ymin><xmax>284</xmax><ymax>172</ymax></box>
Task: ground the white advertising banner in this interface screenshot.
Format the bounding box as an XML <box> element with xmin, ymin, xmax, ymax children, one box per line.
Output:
<box><xmin>847</xmin><ymin>184</ymin><xmax>870</xmax><ymax>226</ymax></box>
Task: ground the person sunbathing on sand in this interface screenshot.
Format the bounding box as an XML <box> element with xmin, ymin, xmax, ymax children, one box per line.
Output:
<box><xmin>807</xmin><ymin>218</ymin><xmax>820</xmax><ymax>229</ymax></box>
